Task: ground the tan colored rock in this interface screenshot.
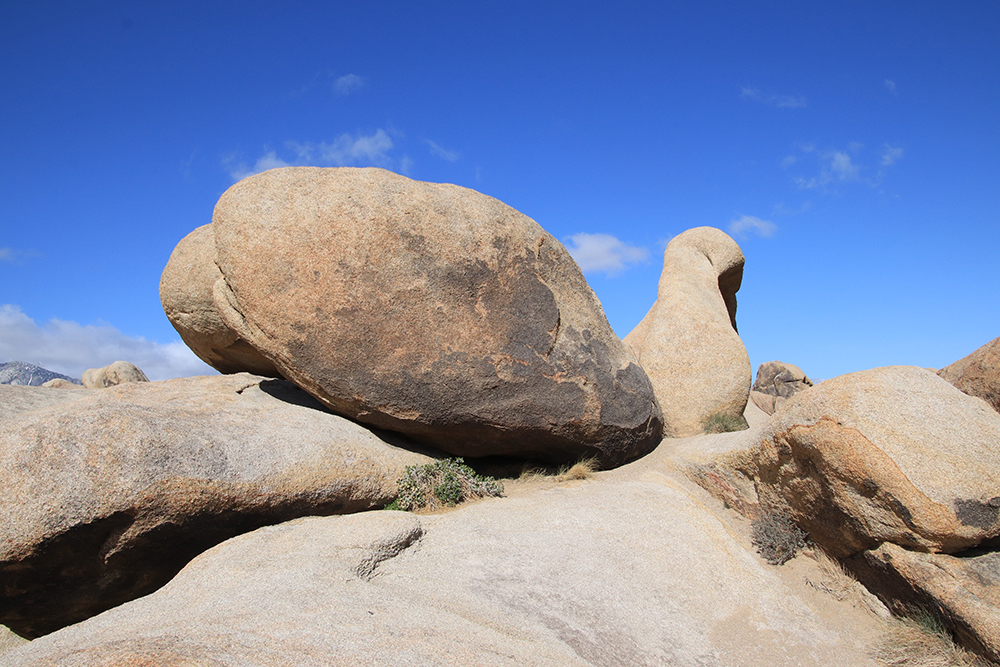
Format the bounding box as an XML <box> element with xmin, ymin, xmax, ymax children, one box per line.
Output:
<box><xmin>0</xmin><ymin>385</ymin><xmax>89</xmax><ymax>421</ymax></box>
<box><xmin>81</xmin><ymin>361</ymin><xmax>148</xmax><ymax>388</ymax></box>
<box><xmin>939</xmin><ymin>336</ymin><xmax>1000</xmax><ymax>414</ymax></box>
<box><xmin>211</xmin><ymin>167</ymin><xmax>662</xmax><ymax>467</ymax></box>
<box><xmin>159</xmin><ymin>224</ymin><xmax>281</xmax><ymax>377</ymax></box>
<box><xmin>749</xmin><ymin>361</ymin><xmax>813</xmax><ymax>415</ymax></box>
<box><xmin>624</xmin><ymin>227</ymin><xmax>751</xmax><ymax>437</ymax></box>
<box><xmin>847</xmin><ymin>542</ymin><xmax>1000</xmax><ymax>663</ymax></box>
<box><xmin>0</xmin><ymin>374</ymin><xmax>433</xmax><ymax>638</ymax></box>
<box><xmin>39</xmin><ymin>378</ymin><xmax>79</xmax><ymax>389</ymax></box>
<box><xmin>0</xmin><ymin>472</ymin><xmax>882</xmax><ymax>666</ymax></box>
<box><xmin>745</xmin><ymin>366</ymin><xmax>1000</xmax><ymax>557</ymax></box>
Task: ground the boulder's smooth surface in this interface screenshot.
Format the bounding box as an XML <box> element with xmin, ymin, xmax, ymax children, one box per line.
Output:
<box><xmin>746</xmin><ymin>366</ymin><xmax>1000</xmax><ymax>557</ymax></box>
<box><xmin>0</xmin><ymin>384</ymin><xmax>89</xmax><ymax>421</ymax></box>
<box><xmin>847</xmin><ymin>542</ymin><xmax>1000</xmax><ymax>663</ymax></box>
<box><xmin>0</xmin><ymin>471</ymin><xmax>882</xmax><ymax>667</ymax></box>
<box><xmin>0</xmin><ymin>374</ymin><xmax>433</xmax><ymax>638</ymax></box>
<box><xmin>624</xmin><ymin>227</ymin><xmax>751</xmax><ymax>437</ymax></box>
<box><xmin>211</xmin><ymin>167</ymin><xmax>662</xmax><ymax>467</ymax></box>
<box><xmin>81</xmin><ymin>361</ymin><xmax>149</xmax><ymax>388</ymax></box>
<box><xmin>159</xmin><ymin>224</ymin><xmax>281</xmax><ymax>377</ymax></box>
<box><xmin>939</xmin><ymin>336</ymin><xmax>1000</xmax><ymax>415</ymax></box>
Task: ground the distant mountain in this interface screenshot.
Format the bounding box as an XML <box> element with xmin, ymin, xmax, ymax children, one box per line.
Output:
<box><xmin>0</xmin><ymin>361</ymin><xmax>82</xmax><ymax>386</ymax></box>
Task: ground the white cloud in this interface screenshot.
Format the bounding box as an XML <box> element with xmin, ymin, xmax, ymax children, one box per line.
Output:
<box><xmin>885</xmin><ymin>79</ymin><xmax>897</xmax><ymax>95</ymax></box>
<box><xmin>881</xmin><ymin>144</ymin><xmax>904</xmax><ymax>166</ymax></box>
<box><xmin>334</xmin><ymin>74</ymin><xmax>364</xmax><ymax>95</ymax></box>
<box><xmin>794</xmin><ymin>148</ymin><xmax>862</xmax><ymax>189</ymax></box>
<box><xmin>829</xmin><ymin>151</ymin><xmax>860</xmax><ymax>181</ymax></box>
<box><xmin>729</xmin><ymin>216</ymin><xmax>777</xmax><ymax>239</ymax></box>
<box><xmin>781</xmin><ymin>155</ymin><xmax>797</xmax><ymax>168</ymax></box>
<box><xmin>227</xmin><ymin>150</ymin><xmax>292</xmax><ymax>182</ymax></box>
<box><xmin>426</xmin><ymin>140</ymin><xmax>459</xmax><ymax>161</ymax></box>
<box><xmin>0</xmin><ymin>248</ymin><xmax>12</xmax><ymax>262</ymax></box>
<box><xmin>0</xmin><ymin>304</ymin><xmax>214</xmax><ymax>382</ymax></box>
<box><xmin>741</xmin><ymin>87</ymin><xmax>807</xmax><ymax>109</ymax></box>
<box><xmin>227</xmin><ymin>130</ymin><xmax>396</xmax><ymax>182</ymax></box>
<box><xmin>563</xmin><ymin>233</ymin><xmax>649</xmax><ymax>276</ymax></box>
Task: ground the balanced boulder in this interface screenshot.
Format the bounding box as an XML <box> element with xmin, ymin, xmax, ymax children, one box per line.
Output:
<box><xmin>939</xmin><ymin>336</ymin><xmax>1000</xmax><ymax>415</ymax></box>
<box><xmin>159</xmin><ymin>224</ymin><xmax>281</xmax><ymax>377</ymax></box>
<box><xmin>0</xmin><ymin>374</ymin><xmax>433</xmax><ymax>638</ymax></box>
<box><xmin>749</xmin><ymin>361</ymin><xmax>814</xmax><ymax>415</ymax></box>
<box><xmin>210</xmin><ymin>167</ymin><xmax>662</xmax><ymax>467</ymax></box>
<box><xmin>624</xmin><ymin>227</ymin><xmax>751</xmax><ymax>437</ymax></box>
<box><xmin>81</xmin><ymin>361</ymin><xmax>148</xmax><ymax>388</ymax></box>
<box><xmin>746</xmin><ymin>366</ymin><xmax>1000</xmax><ymax>558</ymax></box>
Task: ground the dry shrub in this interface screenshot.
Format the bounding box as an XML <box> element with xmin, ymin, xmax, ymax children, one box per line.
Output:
<box><xmin>751</xmin><ymin>508</ymin><xmax>807</xmax><ymax>565</ymax></box>
<box><xmin>557</xmin><ymin>457</ymin><xmax>599</xmax><ymax>481</ymax></box>
<box><xmin>871</xmin><ymin>612</ymin><xmax>995</xmax><ymax>667</ymax></box>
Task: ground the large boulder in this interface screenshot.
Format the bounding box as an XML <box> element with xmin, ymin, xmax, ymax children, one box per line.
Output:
<box><xmin>159</xmin><ymin>224</ymin><xmax>281</xmax><ymax>377</ymax></box>
<box><xmin>743</xmin><ymin>366</ymin><xmax>1000</xmax><ymax>558</ymax></box>
<box><xmin>0</xmin><ymin>473</ymin><xmax>883</xmax><ymax>666</ymax></box>
<box><xmin>210</xmin><ymin>167</ymin><xmax>662</xmax><ymax>467</ymax></box>
<box><xmin>624</xmin><ymin>227</ymin><xmax>751</xmax><ymax>437</ymax></box>
<box><xmin>0</xmin><ymin>374</ymin><xmax>433</xmax><ymax>638</ymax></box>
<box><xmin>749</xmin><ymin>361</ymin><xmax>814</xmax><ymax>416</ymax></box>
<box><xmin>81</xmin><ymin>361</ymin><xmax>148</xmax><ymax>388</ymax></box>
<box><xmin>939</xmin><ymin>336</ymin><xmax>1000</xmax><ymax>415</ymax></box>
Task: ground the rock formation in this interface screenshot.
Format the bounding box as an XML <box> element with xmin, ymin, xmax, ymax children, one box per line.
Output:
<box><xmin>939</xmin><ymin>336</ymin><xmax>1000</xmax><ymax>415</ymax></box>
<box><xmin>749</xmin><ymin>360</ymin><xmax>814</xmax><ymax>415</ymax></box>
<box><xmin>159</xmin><ymin>224</ymin><xmax>282</xmax><ymax>377</ymax></box>
<box><xmin>0</xmin><ymin>373</ymin><xmax>433</xmax><ymax>638</ymax></box>
<box><xmin>81</xmin><ymin>361</ymin><xmax>149</xmax><ymax>388</ymax></box>
<box><xmin>0</xmin><ymin>462</ymin><xmax>885</xmax><ymax>667</ymax></box>
<box><xmin>0</xmin><ymin>362</ymin><xmax>79</xmax><ymax>387</ymax></box>
<box><xmin>624</xmin><ymin>227</ymin><xmax>751</xmax><ymax>437</ymax></box>
<box><xmin>210</xmin><ymin>167</ymin><xmax>662</xmax><ymax>467</ymax></box>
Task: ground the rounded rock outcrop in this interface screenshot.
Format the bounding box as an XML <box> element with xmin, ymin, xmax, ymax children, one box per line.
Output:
<box><xmin>210</xmin><ymin>167</ymin><xmax>662</xmax><ymax>467</ymax></box>
<box><xmin>624</xmin><ymin>227</ymin><xmax>751</xmax><ymax>437</ymax></box>
<box><xmin>159</xmin><ymin>224</ymin><xmax>281</xmax><ymax>377</ymax></box>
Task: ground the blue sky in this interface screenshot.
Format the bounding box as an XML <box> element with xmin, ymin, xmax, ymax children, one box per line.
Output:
<box><xmin>2</xmin><ymin>1</ymin><xmax>998</xmax><ymax>382</ymax></box>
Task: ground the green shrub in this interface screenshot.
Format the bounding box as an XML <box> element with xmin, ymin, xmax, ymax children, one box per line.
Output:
<box><xmin>751</xmin><ymin>508</ymin><xmax>807</xmax><ymax>565</ymax></box>
<box><xmin>387</xmin><ymin>458</ymin><xmax>504</xmax><ymax>511</ymax></box>
<box><xmin>702</xmin><ymin>411</ymin><xmax>747</xmax><ymax>434</ymax></box>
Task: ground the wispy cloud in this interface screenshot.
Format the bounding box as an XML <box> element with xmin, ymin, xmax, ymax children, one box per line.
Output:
<box><xmin>729</xmin><ymin>216</ymin><xmax>777</xmax><ymax>239</ymax></box>
<box><xmin>563</xmin><ymin>233</ymin><xmax>649</xmax><ymax>277</ymax></box>
<box><xmin>0</xmin><ymin>248</ymin><xmax>12</xmax><ymax>262</ymax></box>
<box><xmin>0</xmin><ymin>304</ymin><xmax>214</xmax><ymax>381</ymax></box>
<box><xmin>426</xmin><ymin>139</ymin><xmax>459</xmax><ymax>162</ymax></box>
<box><xmin>334</xmin><ymin>74</ymin><xmax>364</xmax><ymax>96</ymax></box>
<box><xmin>793</xmin><ymin>147</ymin><xmax>863</xmax><ymax>189</ymax></box>
<box><xmin>741</xmin><ymin>87</ymin><xmax>807</xmax><ymax>109</ymax></box>
<box><xmin>0</xmin><ymin>247</ymin><xmax>39</xmax><ymax>264</ymax></box>
<box><xmin>225</xmin><ymin>129</ymin><xmax>397</xmax><ymax>181</ymax></box>
<box><xmin>881</xmin><ymin>144</ymin><xmax>904</xmax><ymax>166</ymax></box>
<box><xmin>884</xmin><ymin>79</ymin><xmax>897</xmax><ymax>95</ymax></box>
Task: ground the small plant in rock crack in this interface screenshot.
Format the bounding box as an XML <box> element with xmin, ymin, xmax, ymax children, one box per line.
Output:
<box><xmin>384</xmin><ymin>458</ymin><xmax>504</xmax><ymax>511</ymax></box>
<box><xmin>751</xmin><ymin>508</ymin><xmax>808</xmax><ymax>565</ymax></box>
<box><xmin>702</xmin><ymin>411</ymin><xmax>747</xmax><ymax>434</ymax></box>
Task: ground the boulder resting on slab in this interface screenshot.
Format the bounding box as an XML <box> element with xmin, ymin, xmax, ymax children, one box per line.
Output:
<box><xmin>0</xmin><ymin>374</ymin><xmax>433</xmax><ymax>638</ymax></box>
<box><xmin>210</xmin><ymin>167</ymin><xmax>663</xmax><ymax>467</ymax></box>
<box><xmin>625</xmin><ymin>227</ymin><xmax>751</xmax><ymax>437</ymax></box>
<box><xmin>939</xmin><ymin>336</ymin><xmax>1000</xmax><ymax>415</ymax></box>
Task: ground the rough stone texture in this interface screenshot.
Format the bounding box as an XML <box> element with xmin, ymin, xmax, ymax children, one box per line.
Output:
<box><xmin>0</xmin><ymin>384</ymin><xmax>89</xmax><ymax>421</ymax></box>
<box><xmin>39</xmin><ymin>379</ymin><xmax>79</xmax><ymax>389</ymax></box>
<box><xmin>211</xmin><ymin>167</ymin><xmax>662</xmax><ymax>467</ymax></box>
<box><xmin>939</xmin><ymin>336</ymin><xmax>1000</xmax><ymax>415</ymax></box>
<box><xmin>159</xmin><ymin>224</ymin><xmax>281</xmax><ymax>377</ymax></box>
<box><xmin>0</xmin><ymin>374</ymin><xmax>434</xmax><ymax>638</ymax></box>
<box><xmin>705</xmin><ymin>366</ymin><xmax>1000</xmax><ymax>558</ymax></box>
<box><xmin>749</xmin><ymin>361</ymin><xmax>814</xmax><ymax>416</ymax></box>
<box><xmin>81</xmin><ymin>361</ymin><xmax>149</xmax><ymax>388</ymax></box>
<box><xmin>0</xmin><ymin>628</ymin><xmax>26</xmax><ymax>658</ymax></box>
<box><xmin>624</xmin><ymin>227</ymin><xmax>751</xmax><ymax>437</ymax></box>
<box><xmin>0</xmin><ymin>468</ymin><xmax>883</xmax><ymax>667</ymax></box>
<box><xmin>847</xmin><ymin>542</ymin><xmax>1000</xmax><ymax>663</ymax></box>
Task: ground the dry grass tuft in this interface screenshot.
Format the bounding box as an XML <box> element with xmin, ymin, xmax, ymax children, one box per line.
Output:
<box><xmin>871</xmin><ymin>612</ymin><xmax>994</xmax><ymax>667</ymax></box>
<box><xmin>556</xmin><ymin>457</ymin><xmax>599</xmax><ymax>481</ymax></box>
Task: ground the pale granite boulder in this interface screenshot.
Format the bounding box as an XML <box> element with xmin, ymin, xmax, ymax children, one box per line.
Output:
<box><xmin>745</xmin><ymin>366</ymin><xmax>1000</xmax><ymax>557</ymax></box>
<box><xmin>81</xmin><ymin>361</ymin><xmax>148</xmax><ymax>388</ymax></box>
<box><xmin>625</xmin><ymin>227</ymin><xmax>751</xmax><ymax>436</ymax></box>
<box><xmin>0</xmin><ymin>374</ymin><xmax>433</xmax><ymax>638</ymax></box>
<box><xmin>159</xmin><ymin>224</ymin><xmax>281</xmax><ymax>377</ymax></box>
<box><xmin>211</xmin><ymin>167</ymin><xmax>662</xmax><ymax>467</ymax></box>
<box><xmin>749</xmin><ymin>361</ymin><xmax>814</xmax><ymax>416</ymax></box>
<box><xmin>939</xmin><ymin>336</ymin><xmax>1000</xmax><ymax>415</ymax></box>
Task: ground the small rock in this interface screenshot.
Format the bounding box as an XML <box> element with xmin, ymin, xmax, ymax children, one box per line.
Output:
<box><xmin>81</xmin><ymin>361</ymin><xmax>149</xmax><ymax>388</ymax></box>
<box><xmin>939</xmin><ymin>336</ymin><xmax>1000</xmax><ymax>415</ymax></box>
